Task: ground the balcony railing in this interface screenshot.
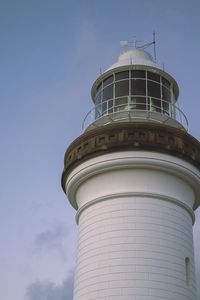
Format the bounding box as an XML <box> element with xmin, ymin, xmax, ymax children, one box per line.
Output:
<box><xmin>82</xmin><ymin>96</ymin><xmax>188</xmax><ymax>131</ymax></box>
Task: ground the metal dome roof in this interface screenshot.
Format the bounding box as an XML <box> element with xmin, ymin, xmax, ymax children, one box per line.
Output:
<box><xmin>106</xmin><ymin>48</ymin><xmax>158</xmax><ymax>71</ymax></box>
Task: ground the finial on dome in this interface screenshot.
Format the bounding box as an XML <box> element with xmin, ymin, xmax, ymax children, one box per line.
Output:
<box><xmin>120</xmin><ymin>36</ymin><xmax>144</xmax><ymax>49</ymax></box>
<box><xmin>120</xmin><ymin>33</ymin><xmax>157</xmax><ymax>62</ymax></box>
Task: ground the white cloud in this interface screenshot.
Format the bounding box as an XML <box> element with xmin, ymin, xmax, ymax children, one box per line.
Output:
<box><xmin>33</xmin><ymin>222</ymin><xmax>69</xmax><ymax>261</ymax></box>
<box><xmin>26</xmin><ymin>272</ymin><xmax>73</xmax><ymax>300</ymax></box>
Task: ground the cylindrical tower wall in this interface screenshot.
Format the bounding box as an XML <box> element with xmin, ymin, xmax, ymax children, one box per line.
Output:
<box><xmin>75</xmin><ymin>197</ymin><xmax>195</xmax><ymax>300</ymax></box>
<box><xmin>65</xmin><ymin>151</ymin><xmax>200</xmax><ymax>300</ymax></box>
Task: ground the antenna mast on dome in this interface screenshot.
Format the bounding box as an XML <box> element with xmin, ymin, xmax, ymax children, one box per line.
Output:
<box><xmin>120</xmin><ymin>32</ymin><xmax>157</xmax><ymax>62</ymax></box>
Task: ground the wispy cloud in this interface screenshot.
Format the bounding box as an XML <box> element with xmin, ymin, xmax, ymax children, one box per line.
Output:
<box><xmin>26</xmin><ymin>272</ymin><xmax>74</xmax><ymax>300</ymax></box>
<box><xmin>33</xmin><ymin>222</ymin><xmax>69</xmax><ymax>260</ymax></box>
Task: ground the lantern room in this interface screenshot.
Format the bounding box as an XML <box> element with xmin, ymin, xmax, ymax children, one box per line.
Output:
<box><xmin>83</xmin><ymin>48</ymin><xmax>187</xmax><ymax>131</ymax></box>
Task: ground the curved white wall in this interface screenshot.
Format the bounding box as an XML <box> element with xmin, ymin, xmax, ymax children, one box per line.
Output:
<box><xmin>66</xmin><ymin>151</ymin><xmax>200</xmax><ymax>300</ymax></box>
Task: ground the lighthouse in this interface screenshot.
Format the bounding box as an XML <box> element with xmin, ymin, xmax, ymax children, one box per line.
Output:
<box><xmin>62</xmin><ymin>44</ymin><xmax>200</xmax><ymax>300</ymax></box>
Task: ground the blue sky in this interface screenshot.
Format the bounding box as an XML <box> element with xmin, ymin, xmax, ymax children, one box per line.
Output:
<box><xmin>0</xmin><ymin>0</ymin><xmax>200</xmax><ymax>299</ymax></box>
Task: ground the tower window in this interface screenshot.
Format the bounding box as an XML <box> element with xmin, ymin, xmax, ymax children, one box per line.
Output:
<box><xmin>185</xmin><ymin>257</ymin><xmax>192</xmax><ymax>287</ymax></box>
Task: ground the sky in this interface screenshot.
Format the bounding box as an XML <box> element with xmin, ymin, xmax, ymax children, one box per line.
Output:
<box><xmin>0</xmin><ymin>0</ymin><xmax>200</xmax><ymax>299</ymax></box>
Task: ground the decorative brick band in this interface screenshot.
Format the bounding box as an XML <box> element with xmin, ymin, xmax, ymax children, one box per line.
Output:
<box><xmin>61</xmin><ymin>122</ymin><xmax>200</xmax><ymax>192</ymax></box>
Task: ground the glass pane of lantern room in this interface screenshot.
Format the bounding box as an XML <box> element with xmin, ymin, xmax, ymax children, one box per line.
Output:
<box><xmin>147</xmin><ymin>72</ymin><xmax>160</xmax><ymax>83</ymax></box>
<box><xmin>163</xmin><ymin>100</ymin><xmax>169</xmax><ymax>115</ymax></box>
<box><xmin>114</xmin><ymin>97</ymin><xmax>128</xmax><ymax>112</ymax></box>
<box><xmin>162</xmin><ymin>77</ymin><xmax>170</xmax><ymax>89</ymax></box>
<box><xmin>95</xmin><ymin>94</ymin><xmax>102</xmax><ymax>118</ymax></box>
<box><xmin>131</xmin><ymin>70</ymin><xmax>146</xmax><ymax>78</ymax></box>
<box><xmin>95</xmin><ymin>92</ymin><xmax>103</xmax><ymax>118</ymax></box>
<box><xmin>147</xmin><ymin>81</ymin><xmax>161</xmax><ymax>98</ymax></box>
<box><xmin>108</xmin><ymin>99</ymin><xmax>113</xmax><ymax>113</ymax></box>
<box><xmin>131</xmin><ymin>79</ymin><xmax>146</xmax><ymax>95</ymax></box>
<box><xmin>130</xmin><ymin>96</ymin><xmax>146</xmax><ymax>110</ymax></box>
<box><xmin>162</xmin><ymin>86</ymin><xmax>171</xmax><ymax>102</ymax></box>
<box><xmin>147</xmin><ymin>81</ymin><xmax>161</xmax><ymax>112</ymax></box>
<box><xmin>96</xmin><ymin>83</ymin><xmax>102</xmax><ymax>94</ymax></box>
<box><xmin>95</xmin><ymin>92</ymin><xmax>102</xmax><ymax>105</ymax></box>
<box><xmin>150</xmin><ymin>98</ymin><xmax>161</xmax><ymax>112</ymax></box>
<box><xmin>102</xmin><ymin>102</ymin><xmax>107</xmax><ymax>115</ymax></box>
<box><xmin>115</xmin><ymin>71</ymin><xmax>129</xmax><ymax>81</ymax></box>
<box><xmin>103</xmin><ymin>75</ymin><xmax>113</xmax><ymax>87</ymax></box>
<box><xmin>115</xmin><ymin>80</ymin><xmax>129</xmax><ymax>97</ymax></box>
<box><xmin>103</xmin><ymin>85</ymin><xmax>113</xmax><ymax>101</ymax></box>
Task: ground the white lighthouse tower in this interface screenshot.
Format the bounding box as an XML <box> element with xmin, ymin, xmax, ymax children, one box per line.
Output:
<box><xmin>62</xmin><ymin>43</ymin><xmax>200</xmax><ymax>300</ymax></box>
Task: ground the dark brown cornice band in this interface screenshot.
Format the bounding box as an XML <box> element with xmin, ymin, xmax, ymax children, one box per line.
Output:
<box><xmin>61</xmin><ymin>122</ymin><xmax>200</xmax><ymax>193</ymax></box>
